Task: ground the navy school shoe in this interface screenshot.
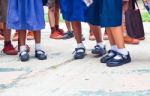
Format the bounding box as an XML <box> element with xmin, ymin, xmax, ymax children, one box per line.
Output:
<box><xmin>19</xmin><ymin>51</ymin><xmax>30</xmax><ymax>62</ymax></box>
<box><xmin>35</xmin><ymin>50</ymin><xmax>47</xmax><ymax>60</ymax></box>
<box><xmin>106</xmin><ymin>52</ymin><xmax>131</xmax><ymax>67</ymax></box>
<box><xmin>91</xmin><ymin>45</ymin><xmax>106</xmax><ymax>56</ymax></box>
<box><xmin>100</xmin><ymin>50</ymin><xmax>117</xmax><ymax>63</ymax></box>
<box><xmin>73</xmin><ymin>47</ymin><xmax>86</xmax><ymax>59</ymax></box>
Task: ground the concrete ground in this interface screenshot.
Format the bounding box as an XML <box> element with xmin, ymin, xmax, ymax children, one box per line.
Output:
<box><xmin>0</xmin><ymin>23</ymin><xmax>150</xmax><ymax>96</ymax></box>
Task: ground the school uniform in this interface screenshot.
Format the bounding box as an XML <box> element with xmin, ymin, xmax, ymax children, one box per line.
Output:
<box><xmin>86</xmin><ymin>0</ymin><xmax>122</xmax><ymax>27</ymax></box>
<box><xmin>7</xmin><ymin>0</ymin><xmax>45</xmax><ymax>31</ymax></box>
<box><xmin>0</xmin><ymin>0</ymin><xmax>8</xmax><ymax>22</ymax></box>
<box><xmin>59</xmin><ymin>0</ymin><xmax>87</xmax><ymax>22</ymax></box>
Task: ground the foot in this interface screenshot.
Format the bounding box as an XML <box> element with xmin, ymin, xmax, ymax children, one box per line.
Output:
<box><xmin>12</xmin><ymin>32</ymin><xmax>18</xmax><ymax>41</ymax></box>
<box><xmin>91</xmin><ymin>45</ymin><xmax>106</xmax><ymax>56</ymax></box>
<box><xmin>50</xmin><ymin>30</ymin><xmax>64</xmax><ymax>39</ymax></box>
<box><xmin>27</xmin><ymin>31</ymin><xmax>34</xmax><ymax>40</ymax></box>
<box><xmin>73</xmin><ymin>47</ymin><xmax>86</xmax><ymax>59</ymax></box>
<box><xmin>100</xmin><ymin>50</ymin><xmax>117</xmax><ymax>63</ymax></box>
<box><xmin>57</xmin><ymin>28</ymin><xmax>64</xmax><ymax>35</ymax></box>
<box><xmin>19</xmin><ymin>51</ymin><xmax>30</xmax><ymax>62</ymax></box>
<box><xmin>35</xmin><ymin>50</ymin><xmax>47</xmax><ymax>60</ymax></box>
<box><xmin>106</xmin><ymin>52</ymin><xmax>131</xmax><ymax>67</ymax></box>
<box><xmin>62</xmin><ymin>31</ymin><xmax>74</xmax><ymax>39</ymax></box>
<box><xmin>89</xmin><ymin>32</ymin><xmax>95</xmax><ymax>41</ymax></box>
<box><xmin>124</xmin><ymin>36</ymin><xmax>140</xmax><ymax>44</ymax></box>
<box><xmin>3</xmin><ymin>43</ymin><xmax>18</xmax><ymax>55</ymax></box>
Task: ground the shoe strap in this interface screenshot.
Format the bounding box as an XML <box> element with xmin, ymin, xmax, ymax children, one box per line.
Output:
<box><xmin>73</xmin><ymin>48</ymin><xmax>85</xmax><ymax>54</ymax></box>
<box><xmin>19</xmin><ymin>51</ymin><xmax>28</xmax><ymax>56</ymax></box>
<box><xmin>115</xmin><ymin>52</ymin><xmax>128</xmax><ymax>60</ymax></box>
<box><xmin>35</xmin><ymin>50</ymin><xmax>45</xmax><ymax>54</ymax></box>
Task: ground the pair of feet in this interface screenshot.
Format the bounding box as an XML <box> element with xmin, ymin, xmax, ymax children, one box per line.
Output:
<box><xmin>73</xmin><ymin>45</ymin><xmax>106</xmax><ymax>59</ymax></box>
<box><xmin>13</xmin><ymin>31</ymin><xmax>34</xmax><ymax>41</ymax></box>
<box><xmin>19</xmin><ymin>50</ymin><xmax>47</xmax><ymax>62</ymax></box>
<box><xmin>73</xmin><ymin>46</ymin><xmax>131</xmax><ymax>67</ymax></box>
<box><xmin>101</xmin><ymin>50</ymin><xmax>131</xmax><ymax>67</ymax></box>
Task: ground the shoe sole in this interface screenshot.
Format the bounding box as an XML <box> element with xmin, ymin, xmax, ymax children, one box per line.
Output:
<box><xmin>106</xmin><ymin>60</ymin><xmax>131</xmax><ymax>67</ymax></box>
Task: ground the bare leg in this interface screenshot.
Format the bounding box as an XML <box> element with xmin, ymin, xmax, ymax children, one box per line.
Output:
<box><xmin>18</xmin><ymin>30</ymin><xmax>26</xmax><ymax>46</ymax></box>
<box><xmin>33</xmin><ymin>31</ymin><xmax>41</xmax><ymax>44</ymax></box>
<box><xmin>110</xmin><ymin>26</ymin><xmax>125</xmax><ymax>49</ymax></box>
<box><xmin>65</xmin><ymin>21</ymin><xmax>72</xmax><ymax>32</ymax></box>
<box><xmin>3</xmin><ymin>23</ymin><xmax>11</xmax><ymax>42</ymax></box>
<box><xmin>89</xmin><ymin>24</ymin><xmax>102</xmax><ymax>43</ymax></box>
<box><xmin>48</xmin><ymin>7</ymin><xmax>55</xmax><ymax>28</ymax></box>
<box><xmin>71</xmin><ymin>22</ymin><xmax>82</xmax><ymax>43</ymax></box>
<box><xmin>106</xmin><ymin>28</ymin><xmax>116</xmax><ymax>46</ymax></box>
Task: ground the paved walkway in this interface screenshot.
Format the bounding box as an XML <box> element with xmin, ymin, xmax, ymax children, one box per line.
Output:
<box><xmin>0</xmin><ymin>23</ymin><xmax>150</xmax><ymax>96</ymax></box>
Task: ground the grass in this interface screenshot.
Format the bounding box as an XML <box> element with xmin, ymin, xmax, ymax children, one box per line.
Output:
<box><xmin>44</xmin><ymin>12</ymin><xmax>150</xmax><ymax>22</ymax></box>
<box><xmin>141</xmin><ymin>12</ymin><xmax>150</xmax><ymax>22</ymax></box>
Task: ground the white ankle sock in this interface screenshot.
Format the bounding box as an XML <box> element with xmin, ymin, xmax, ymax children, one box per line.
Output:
<box><xmin>77</xmin><ymin>43</ymin><xmax>85</xmax><ymax>48</ymax></box>
<box><xmin>97</xmin><ymin>42</ymin><xmax>105</xmax><ymax>48</ymax></box>
<box><xmin>20</xmin><ymin>45</ymin><xmax>27</xmax><ymax>55</ymax></box>
<box><xmin>35</xmin><ymin>43</ymin><xmax>42</xmax><ymax>51</ymax></box>
<box><xmin>118</xmin><ymin>48</ymin><xmax>128</xmax><ymax>56</ymax></box>
<box><xmin>20</xmin><ymin>45</ymin><xmax>26</xmax><ymax>52</ymax></box>
<box><xmin>114</xmin><ymin>48</ymin><xmax>128</xmax><ymax>60</ymax></box>
<box><xmin>35</xmin><ymin>43</ymin><xmax>43</xmax><ymax>54</ymax></box>
<box><xmin>77</xmin><ymin>43</ymin><xmax>85</xmax><ymax>52</ymax></box>
<box><xmin>111</xmin><ymin>45</ymin><xmax>118</xmax><ymax>51</ymax></box>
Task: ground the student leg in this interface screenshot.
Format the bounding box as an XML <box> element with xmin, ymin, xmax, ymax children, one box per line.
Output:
<box><xmin>48</xmin><ymin>6</ymin><xmax>63</xmax><ymax>39</ymax></box>
<box><xmin>62</xmin><ymin>21</ymin><xmax>74</xmax><ymax>39</ymax></box>
<box><xmin>72</xmin><ymin>21</ymin><xmax>85</xmax><ymax>59</ymax></box>
<box><xmin>55</xmin><ymin>0</ymin><xmax>64</xmax><ymax>35</ymax></box>
<box><xmin>2</xmin><ymin>23</ymin><xmax>17</xmax><ymax>55</ymax></box>
<box><xmin>89</xmin><ymin>24</ymin><xmax>96</xmax><ymax>41</ymax></box>
<box><xmin>90</xmin><ymin>24</ymin><xmax>106</xmax><ymax>56</ymax></box>
<box><xmin>18</xmin><ymin>30</ymin><xmax>29</xmax><ymax>61</ymax></box>
<box><xmin>106</xmin><ymin>26</ymin><xmax>131</xmax><ymax>67</ymax></box>
<box><xmin>33</xmin><ymin>31</ymin><xmax>47</xmax><ymax>60</ymax></box>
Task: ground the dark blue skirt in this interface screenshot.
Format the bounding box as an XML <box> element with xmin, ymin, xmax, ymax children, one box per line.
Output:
<box><xmin>59</xmin><ymin>0</ymin><xmax>87</xmax><ymax>22</ymax></box>
<box><xmin>7</xmin><ymin>0</ymin><xmax>45</xmax><ymax>31</ymax></box>
<box><xmin>86</xmin><ymin>0</ymin><xmax>123</xmax><ymax>27</ymax></box>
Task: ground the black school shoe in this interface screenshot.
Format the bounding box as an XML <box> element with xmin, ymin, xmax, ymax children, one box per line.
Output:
<box><xmin>91</xmin><ymin>45</ymin><xmax>106</xmax><ymax>56</ymax></box>
<box><xmin>73</xmin><ymin>47</ymin><xmax>86</xmax><ymax>59</ymax></box>
<box><xmin>19</xmin><ymin>51</ymin><xmax>30</xmax><ymax>62</ymax></box>
<box><xmin>62</xmin><ymin>31</ymin><xmax>74</xmax><ymax>39</ymax></box>
<box><xmin>100</xmin><ymin>50</ymin><xmax>117</xmax><ymax>63</ymax></box>
<box><xmin>35</xmin><ymin>50</ymin><xmax>47</xmax><ymax>60</ymax></box>
<box><xmin>106</xmin><ymin>52</ymin><xmax>131</xmax><ymax>67</ymax></box>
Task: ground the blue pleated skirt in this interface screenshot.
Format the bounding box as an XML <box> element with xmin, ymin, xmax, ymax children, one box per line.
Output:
<box><xmin>7</xmin><ymin>0</ymin><xmax>45</xmax><ymax>31</ymax></box>
<box><xmin>86</xmin><ymin>0</ymin><xmax>123</xmax><ymax>27</ymax></box>
<box><xmin>59</xmin><ymin>0</ymin><xmax>87</xmax><ymax>22</ymax></box>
